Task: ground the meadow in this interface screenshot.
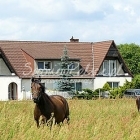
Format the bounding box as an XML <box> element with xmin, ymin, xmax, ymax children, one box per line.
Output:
<box><xmin>0</xmin><ymin>98</ymin><xmax>140</xmax><ymax>140</ymax></box>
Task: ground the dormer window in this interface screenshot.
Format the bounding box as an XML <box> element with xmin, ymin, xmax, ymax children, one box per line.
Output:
<box><xmin>38</xmin><ymin>61</ymin><xmax>52</xmax><ymax>70</ymax></box>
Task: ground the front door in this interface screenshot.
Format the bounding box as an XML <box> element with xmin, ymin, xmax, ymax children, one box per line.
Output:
<box><xmin>8</xmin><ymin>82</ymin><xmax>17</xmax><ymax>100</ymax></box>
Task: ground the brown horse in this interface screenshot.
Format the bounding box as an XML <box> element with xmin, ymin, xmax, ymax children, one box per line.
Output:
<box><xmin>136</xmin><ymin>96</ymin><xmax>140</xmax><ymax>112</ymax></box>
<box><xmin>31</xmin><ymin>77</ymin><xmax>70</xmax><ymax>129</ymax></box>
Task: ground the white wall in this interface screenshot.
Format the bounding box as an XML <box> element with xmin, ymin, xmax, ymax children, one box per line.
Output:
<box><xmin>20</xmin><ymin>76</ymin><xmax>132</xmax><ymax>100</ymax></box>
<box><xmin>21</xmin><ymin>79</ymin><xmax>32</xmax><ymax>100</ymax></box>
<box><xmin>94</xmin><ymin>77</ymin><xmax>132</xmax><ymax>89</ymax></box>
<box><xmin>0</xmin><ymin>76</ymin><xmax>21</xmax><ymax>100</ymax></box>
<box><xmin>22</xmin><ymin>79</ymin><xmax>31</xmax><ymax>92</ymax></box>
<box><xmin>44</xmin><ymin>79</ymin><xmax>94</xmax><ymax>91</ymax></box>
<box><xmin>72</xmin><ymin>79</ymin><xmax>94</xmax><ymax>91</ymax></box>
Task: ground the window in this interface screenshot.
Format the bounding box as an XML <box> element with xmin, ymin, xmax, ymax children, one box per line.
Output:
<box><xmin>38</xmin><ymin>62</ymin><xmax>44</xmax><ymax>69</ymax></box>
<box><xmin>68</xmin><ymin>62</ymin><xmax>75</xmax><ymax>70</ymax></box>
<box><xmin>107</xmin><ymin>82</ymin><xmax>119</xmax><ymax>89</ymax></box>
<box><xmin>103</xmin><ymin>60</ymin><xmax>116</xmax><ymax>76</ymax></box>
<box><xmin>76</xmin><ymin>82</ymin><xmax>82</xmax><ymax>91</ymax></box>
<box><xmin>45</xmin><ymin>61</ymin><xmax>51</xmax><ymax>69</ymax></box>
<box><xmin>38</xmin><ymin>61</ymin><xmax>52</xmax><ymax>69</ymax></box>
<box><xmin>72</xmin><ymin>82</ymin><xmax>82</xmax><ymax>91</ymax></box>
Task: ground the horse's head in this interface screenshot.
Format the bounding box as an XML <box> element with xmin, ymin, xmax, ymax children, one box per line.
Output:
<box><xmin>31</xmin><ymin>77</ymin><xmax>44</xmax><ymax>103</ymax></box>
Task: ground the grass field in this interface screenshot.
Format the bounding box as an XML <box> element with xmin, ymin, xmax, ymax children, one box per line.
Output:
<box><xmin>0</xmin><ymin>98</ymin><xmax>140</xmax><ymax>140</ymax></box>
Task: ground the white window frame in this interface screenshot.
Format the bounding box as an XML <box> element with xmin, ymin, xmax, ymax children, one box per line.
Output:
<box><xmin>103</xmin><ymin>60</ymin><xmax>117</xmax><ymax>76</ymax></box>
<box><xmin>44</xmin><ymin>61</ymin><xmax>52</xmax><ymax>70</ymax></box>
<box><xmin>107</xmin><ymin>82</ymin><xmax>119</xmax><ymax>89</ymax></box>
<box><xmin>71</xmin><ymin>82</ymin><xmax>82</xmax><ymax>92</ymax></box>
<box><xmin>38</xmin><ymin>61</ymin><xmax>52</xmax><ymax>70</ymax></box>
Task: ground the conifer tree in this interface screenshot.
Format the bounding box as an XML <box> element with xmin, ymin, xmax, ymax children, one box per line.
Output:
<box><xmin>57</xmin><ymin>46</ymin><xmax>73</xmax><ymax>92</ymax></box>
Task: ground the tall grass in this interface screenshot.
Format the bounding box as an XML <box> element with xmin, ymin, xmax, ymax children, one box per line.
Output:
<box><xmin>0</xmin><ymin>98</ymin><xmax>140</xmax><ymax>140</ymax></box>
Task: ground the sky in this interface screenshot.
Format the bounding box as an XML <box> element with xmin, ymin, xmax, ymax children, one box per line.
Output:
<box><xmin>0</xmin><ymin>0</ymin><xmax>140</xmax><ymax>45</ymax></box>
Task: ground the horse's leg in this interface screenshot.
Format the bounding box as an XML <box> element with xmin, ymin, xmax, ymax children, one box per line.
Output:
<box><xmin>66</xmin><ymin>115</ymin><xmax>70</xmax><ymax>125</ymax></box>
<box><xmin>34</xmin><ymin>116</ymin><xmax>40</xmax><ymax>128</ymax></box>
<box><xmin>47</xmin><ymin>112</ymin><xmax>55</xmax><ymax>130</ymax></box>
<box><xmin>61</xmin><ymin>115</ymin><xmax>70</xmax><ymax>126</ymax></box>
<box><xmin>65</xmin><ymin>105</ymin><xmax>70</xmax><ymax>124</ymax></box>
<box><xmin>137</xmin><ymin>105</ymin><xmax>140</xmax><ymax>112</ymax></box>
<box><xmin>40</xmin><ymin>115</ymin><xmax>47</xmax><ymax>128</ymax></box>
<box><xmin>50</xmin><ymin>116</ymin><xmax>56</xmax><ymax>130</ymax></box>
<box><xmin>65</xmin><ymin>100</ymin><xmax>70</xmax><ymax>125</ymax></box>
<box><xmin>34</xmin><ymin>105</ymin><xmax>41</xmax><ymax>128</ymax></box>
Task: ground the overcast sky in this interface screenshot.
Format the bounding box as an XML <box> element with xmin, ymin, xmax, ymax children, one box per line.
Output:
<box><xmin>0</xmin><ymin>0</ymin><xmax>140</xmax><ymax>45</ymax></box>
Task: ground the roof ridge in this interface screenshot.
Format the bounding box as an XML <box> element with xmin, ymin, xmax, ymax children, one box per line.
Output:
<box><xmin>0</xmin><ymin>40</ymin><xmax>114</xmax><ymax>44</ymax></box>
<box><xmin>93</xmin><ymin>40</ymin><xmax>114</xmax><ymax>44</ymax></box>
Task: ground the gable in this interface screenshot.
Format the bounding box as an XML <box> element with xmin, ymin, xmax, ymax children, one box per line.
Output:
<box><xmin>0</xmin><ymin>57</ymin><xmax>11</xmax><ymax>75</ymax></box>
<box><xmin>0</xmin><ymin>49</ymin><xmax>15</xmax><ymax>75</ymax></box>
<box><xmin>0</xmin><ymin>44</ymin><xmax>33</xmax><ymax>78</ymax></box>
<box><xmin>96</xmin><ymin>41</ymin><xmax>133</xmax><ymax>77</ymax></box>
<box><xmin>93</xmin><ymin>40</ymin><xmax>113</xmax><ymax>76</ymax></box>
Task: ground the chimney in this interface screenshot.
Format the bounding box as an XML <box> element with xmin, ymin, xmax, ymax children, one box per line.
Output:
<box><xmin>70</xmin><ymin>36</ymin><xmax>79</xmax><ymax>42</ymax></box>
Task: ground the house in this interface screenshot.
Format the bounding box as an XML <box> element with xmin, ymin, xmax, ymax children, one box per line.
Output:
<box><xmin>0</xmin><ymin>38</ymin><xmax>132</xmax><ymax>100</ymax></box>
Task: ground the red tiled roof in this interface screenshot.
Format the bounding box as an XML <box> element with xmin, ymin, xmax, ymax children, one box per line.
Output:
<box><xmin>93</xmin><ymin>41</ymin><xmax>114</xmax><ymax>74</ymax></box>
<box><xmin>0</xmin><ymin>40</ymin><xmax>114</xmax><ymax>78</ymax></box>
<box><xmin>0</xmin><ymin>44</ymin><xmax>31</xmax><ymax>77</ymax></box>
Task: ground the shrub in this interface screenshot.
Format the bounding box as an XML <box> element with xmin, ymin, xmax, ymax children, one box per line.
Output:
<box><xmin>110</xmin><ymin>88</ymin><xmax>124</xmax><ymax>99</ymax></box>
<box><xmin>103</xmin><ymin>82</ymin><xmax>111</xmax><ymax>91</ymax></box>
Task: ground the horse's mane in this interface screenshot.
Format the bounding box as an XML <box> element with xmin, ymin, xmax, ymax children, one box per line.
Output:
<box><xmin>39</xmin><ymin>83</ymin><xmax>45</xmax><ymax>93</ymax></box>
<box><xmin>37</xmin><ymin>82</ymin><xmax>55</xmax><ymax>105</ymax></box>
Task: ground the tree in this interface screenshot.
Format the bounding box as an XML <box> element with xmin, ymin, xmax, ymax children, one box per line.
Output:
<box><xmin>132</xmin><ymin>75</ymin><xmax>140</xmax><ymax>88</ymax></box>
<box><xmin>57</xmin><ymin>46</ymin><xmax>73</xmax><ymax>92</ymax></box>
<box><xmin>118</xmin><ymin>43</ymin><xmax>140</xmax><ymax>75</ymax></box>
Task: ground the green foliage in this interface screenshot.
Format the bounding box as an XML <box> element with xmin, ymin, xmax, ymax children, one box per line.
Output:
<box><xmin>82</xmin><ymin>88</ymin><xmax>94</xmax><ymax>99</ymax></box>
<box><xmin>57</xmin><ymin>47</ymin><xmax>73</xmax><ymax>92</ymax></box>
<box><xmin>95</xmin><ymin>88</ymin><xmax>105</xmax><ymax>93</ymax></box>
<box><xmin>108</xmin><ymin>79</ymin><xmax>134</xmax><ymax>99</ymax></box>
<box><xmin>121</xmin><ymin>79</ymin><xmax>134</xmax><ymax>91</ymax></box>
<box><xmin>93</xmin><ymin>91</ymin><xmax>99</xmax><ymax>96</ymax></box>
<box><xmin>73</xmin><ymin>74</ymin><xmax>140</xmax><ymax>100</ymax></box>
<box><xmin>72</xmin><ymin>88</ymin><xmax>100</xmax><ymax>100</ymax></box>
<box><xmin>93</xmin><ymin>80</ymin><xmax>136</xmax><ymax>99</ymax></box>
<box><xmin>132</xmin><ymin>74</ymin><xmax>140</xmax><ymax>88</ymax></box>
<box><xmin>109</xmin><ymin>79</ymin><xmax>136</xmax><ymax>99</ymax></box>
<box><xmin>83</xmin><ymin>88</ymin><xmax>93</xmax><ymax>95</ymax></box>
<box><xmin>102</xmin><ymin>82</ymin><xmax>111</xmax><ymax>91</ymax></box>
<box><xmin>118</xmin><ymin>43</ymin><xmax>140</xmax><ymax>75</ymax></box>
<box><xmin>110</xmin><ymin>88</ymin><xmax>124</xmax><ymax>99</ymax></box>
